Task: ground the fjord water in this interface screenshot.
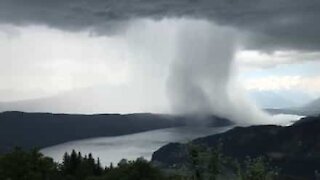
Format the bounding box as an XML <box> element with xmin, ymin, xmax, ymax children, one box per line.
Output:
<box><xmin>41</xmin><ymin>114</ymin><xmax>302</xmax><ymax>166</ymax></box>
<box><xmin>41</xmin><ymin>126</ymin><xmax>232</xmax><ymax>166</ymax></box>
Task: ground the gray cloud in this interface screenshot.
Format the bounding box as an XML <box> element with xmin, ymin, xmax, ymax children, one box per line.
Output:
<box><xmin>1</xmin><ymin>0</ymin><xmax>320</xmax><ymax>50</ymax></box>
<box><xmin>2</xmin><ymin>1</ymin><xmax>313</xmax><ymax>124</ymax></box>
<box><xmin>167</xmin><ymin>20</ymin><xmax>270</xmax><ymax>124</ymax></box>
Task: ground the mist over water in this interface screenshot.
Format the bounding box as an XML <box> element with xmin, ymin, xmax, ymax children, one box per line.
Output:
<box><xmin>167</xmin><ymin>20</ymin><xmax>271</xmax><ymax>124</ymax></box>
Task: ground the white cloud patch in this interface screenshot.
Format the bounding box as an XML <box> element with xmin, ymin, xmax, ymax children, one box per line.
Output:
<box><xmin>244</xmin><ymin>75</ymin><xmax>320</xmax><ymax>95</ymax></box>
<box><xmin>0</xmin><ymin>25</ymin><xmax>130</xmax><ymax>101</ymax></box>
<box><xmin>235</xmin><ymin>50</ymin><xmax>320</xmax><ymax>69</ymax></box>
<box><xmin>0</xmin><ymin>19</ymin><xmax>178</xmax><ymax>104</ymax></box>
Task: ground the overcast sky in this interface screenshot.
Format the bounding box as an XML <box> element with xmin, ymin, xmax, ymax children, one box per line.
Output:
<box><xmin>0</xmin><ymin>0</ymin><xmax>320</xmax><ymax>114</ymax></box>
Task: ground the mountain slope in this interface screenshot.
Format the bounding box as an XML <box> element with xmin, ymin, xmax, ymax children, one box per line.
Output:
<box><xmin>152</xmin><ymin>116</ymin><xmax>320</xmax><ymax>179</ymax></box>
<box><xmin>299</xmin><ymin>97</ymin><xmax>320</xmax><ymax>116</ymax></box>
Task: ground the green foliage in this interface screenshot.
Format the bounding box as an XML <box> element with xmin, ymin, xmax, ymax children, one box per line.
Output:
<box><xmin>239</xmin><ymin>157</ymin><xmax>279</xmax><ymax>180</ymax></box>
<box><xmin>59</xmin><ymin>150</ymin><xmax>103</xmax><ymax>180</ymax></box>
<box><xmin>101</xmin><ymin>158</ymin><xmax>165</xmax><ymax>180</ymax></box>
<box><xmin>0</xmin><ymin>147</ymin><xmax>279</xmax><ymax>180</ymax></box>
<box><xmin>185</xmin><ymin>143</ymin><xmax>225</xmax><ymax>180</ymax></box>
<box><xmin>0</xmin><ymin>147</ymin><xmax>58</xmax><ymax>180</ymax></box>
<box><xmin>188</xmin><ymin>144</ymin><xmax>203</xmax><ymax>180</ymax></box>
<box><xmin>0</xmin><ymin>149</ymin><xmax>166</xmax><ymax>180</ymax></box>
<box><xmin>180</xmin><ymin>143</ymin><xmax>279</xmax><ymax>180</ymax></box>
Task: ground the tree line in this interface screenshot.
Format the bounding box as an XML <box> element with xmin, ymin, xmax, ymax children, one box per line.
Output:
<box><xmin>0</xmin><ymin>146</ymin><xmax>279</xmax><ymax>180</ymax></box>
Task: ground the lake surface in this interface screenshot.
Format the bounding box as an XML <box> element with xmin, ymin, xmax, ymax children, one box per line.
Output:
<box><xmin>41</xmin><ymin>126</ymin><xmax>233</xmax><ymax>166</ymax></box>
<box><xmin>41</xmin><ymin>114</ymin><xmax>303</xmax><ymax>166</ymax></box>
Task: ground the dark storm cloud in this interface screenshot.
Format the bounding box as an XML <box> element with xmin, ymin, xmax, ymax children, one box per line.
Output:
<box><xmin>1</xmin><ymin>0</ymin><xmax>320</xmax><ymax>50</ymax></box>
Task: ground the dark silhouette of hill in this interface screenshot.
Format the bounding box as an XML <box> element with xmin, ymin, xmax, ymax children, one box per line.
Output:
<box><xmin>152</xmin><ymin>115</ymin><xmax>320</xmax><ymax>179</ymax></box>
<box><xmin>0</xmin><ymin>111</ymin><xmax>234</xmax><ymax>154</ymax></box>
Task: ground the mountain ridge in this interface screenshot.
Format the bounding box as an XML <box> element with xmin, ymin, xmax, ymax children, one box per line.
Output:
<box><xmin>0</xmin><ymin>111</ymin><xmax>234</xmax><ymax>154</ymax></box>
<box><xmin>152</xmin><ymin>116</ymin><xmax>320</xmax><ymax>179</ymax></box>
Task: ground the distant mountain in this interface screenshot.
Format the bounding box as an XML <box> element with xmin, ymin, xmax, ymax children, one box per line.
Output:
<box><xmin>250</xmin><ymin>91</ymin><xmax>297</xmax><ymax>109</ymax></box>
<box><xmin>264</xmin><ymin>108</ymin><xmax>303</xmax><ymax>115</ymax></box>
<box><xmin>0</xmin><ymin>111</ymin><xmax>234</xmax><ymax>154</ymax></box>
<box><xmin>152</xmin><ymin>116</ymin><xmax>320</xmax><ymax>179</ymax></box>
<box><xmin>299</xmin><ymin>97</ymin><xmax>320</xmax><ymax>116</ymax></box>
<box><xmin>249</xmin><ymin>90</ymin><xmax>312</xmax><ymax>109</ymax></box>
<box><xmin>0</xmin><ymin>84</ymin><xmax>169</xmax><ymax>114</ymax></box>
<box><xmin>265</xmin><ymin>97</ymin><xmax>320</xmax><ymax>116</ymax></box>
